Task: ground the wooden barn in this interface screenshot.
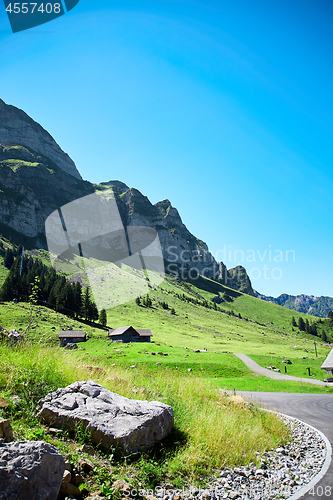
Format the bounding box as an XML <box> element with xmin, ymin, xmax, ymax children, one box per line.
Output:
<box><xmin>321</xmin><ymin>348</ymin><xmax>333</xmax><ymax>376</ymax></box>
<box><xmin>59</xmin><ymin>330</ymin><xmax>87</xmax><ymax>347</ymax></box>
<box><xmin>108</xmin><ymin>326</ymin><xmax>152</xmax><ymax>343</ymax></box>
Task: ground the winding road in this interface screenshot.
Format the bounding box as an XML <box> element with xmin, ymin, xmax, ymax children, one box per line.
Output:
<box><xmin>235</xmin><ymin>353</ymin><xmax>331</xmax><ymax>386</ymax></box>
<box><xmin>238</xmin><ymin>392</ymin><xmax>333</xmax><ymax>499</ymax></box>
<box><xmin>234</xmin><ymin>353</ymin><xmax>333</xmax><ymax>498</ymax></box>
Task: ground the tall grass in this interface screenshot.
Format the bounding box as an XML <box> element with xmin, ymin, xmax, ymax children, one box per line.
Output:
<box><xmin>0</xmin><ymin>343</ymin><xmax>290</xmax><ymax>485</ymax></box>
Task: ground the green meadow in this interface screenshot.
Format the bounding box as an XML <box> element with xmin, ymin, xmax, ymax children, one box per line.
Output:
<box><xmin>0</xmin><ymin>253</ymin><xmax>332</xmax><ymax>493</ymax></box>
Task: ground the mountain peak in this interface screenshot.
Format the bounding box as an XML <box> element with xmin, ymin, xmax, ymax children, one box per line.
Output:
<box><xmin>0</xmin><ymin>99</ymin><xmax>81</xmax><ymax>180</ymax></box>
<box><xmin>99</xmin><ymin>180</ymin><xmax>129</xmax><ymax>194</ymax></box>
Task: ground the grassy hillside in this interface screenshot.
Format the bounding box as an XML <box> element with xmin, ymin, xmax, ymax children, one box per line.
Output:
<box><xmin>0</xmin><ymin>254</ymin><xmax>332</xmax><ymax>494</ymax></box>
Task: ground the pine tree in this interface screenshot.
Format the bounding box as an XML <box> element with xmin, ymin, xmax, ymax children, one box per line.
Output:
<box><xmin>291</xmin><ymin>317</ymin><xmax>297</xmax><ymax>327</ymax></box>
<box><xmin>88</xmin><ymin>301</ymin><xmax>99</xmax><ymax>322</ymax></box>
<box><xmin>73</xmin><ymin>282</ymin><xmax>83</xmax><ymax>318</ymax></box>
<box><xmin>99</xmin><ymin>309</ymin><xmax>107</xmax><ymax>327</ymax></box>
<box><xmin>305</xmin><ymin>319</ymin><xmax>310</xmax><ymax>334</ymax></box>
<box><xmin>310</xmin><ymin>323</ymin><xmax>317</xmax><ymax>336</ymax></box>
<box><xmin>298</xmin><ymin>317</ymin><xmax>305</xmax><ymax>331</ymax></box>
<box><xmin>82</xmin><ymin>287</ymin><xmax>92</xmax><ymax>320</ymax></box>
<box><xmin>4</xmin><ymin>249</ymin><xmax>14</xmax><ymax>269</ymax></box>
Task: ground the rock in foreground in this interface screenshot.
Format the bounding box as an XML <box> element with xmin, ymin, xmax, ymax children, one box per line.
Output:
<box><xmin>0</xmin><ymin>441</ymin><xmax>65</xmax><ymax>500</ymax></box>
<box><xmin>36</xmin><ymin>381</ymin><xmax>174</xmax><ymax>453</ymax></box>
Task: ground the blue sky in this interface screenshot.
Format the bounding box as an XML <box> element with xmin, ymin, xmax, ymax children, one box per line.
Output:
<box><xmin>1</xmin><ymin>0</ymin><xmax>333</xmax><ymax>297</ymax></box>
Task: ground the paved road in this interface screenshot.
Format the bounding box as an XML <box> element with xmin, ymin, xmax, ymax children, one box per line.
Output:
<box><xmin>239</xmin><ymin>392</ymin><xmax>333</xmax><ymax>499</ymax></box>
<box><xmin>235</xmin><ymin>353</ymin><xmax>332</xmax><ymax>387</ymax></box>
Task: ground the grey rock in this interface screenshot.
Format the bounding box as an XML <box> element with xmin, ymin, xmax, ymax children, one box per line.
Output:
<box><xmin>0</xmin><ymin>440</ymin><xmax>65</xmax><ymax>500</ymax></box>
<box><xmin>0</xmin><ymin>99</ymin><xmax>81</xmax><ymax>179</ymax></box>
<box><xmin>0</xmin><ymin>419</ymin><xmax>14</xmax><ymax>442</ymax></box>
<box><xmin>64</xmin><ymin>343</ymin><xmax>78</xmax><ymax>350</ymax></box>
<box><xmin>8</xmin><ymin>330</ymin><xmax>24</xmax><ymax>343</ymax></box>
<box><xmin>36</xmin><ymin>380</ymin><xmax>174</xmax><ymax>453</ymax></box>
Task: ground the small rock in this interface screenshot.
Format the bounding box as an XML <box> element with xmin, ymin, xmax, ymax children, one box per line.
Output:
<box><xmin>0</xmin><ymin>419</ymin><xmax>14</xmax><ymax>442</ymax></box>
<box><xmin>164</xmin><ymin>483</ymin><xmax>174</xmax><ymax>490</ymax></box>
<box><xmin>156</xmin><ymin>362</ymin><xmax>161</xmax><ymax>366</ymax></box>
<box><xmin>112</xmin><ymin>478</ymin><xmax>131</xmax><ymax>493</ymax></box>
<box><xmin>71</xmin><ymin>474</ymin><xmax>85</xmax><ymax>487</ymax></box>
<box><xmin>64</xmin><ymin>342</ymin><xmax>78</xmax><ymax>350</ymax></box>
<box><xmin>59</xmin><ymin>480</ymin><xmax>82</xmax><ymax>498</ymax></box>
<box><xmin>79</xmin><ymin>444</ymin><xmax>96</xmax><ymax>457</ymax></box>
<box><xmin>48</xmin><ymin>428</ymin><xmax>63</xmax><ymax>435</ymax></box>
<box><xmin>229</xmin><ymin>492</ymin><xmax>240</xmax><ymax>499</ymax></box>
<box><xmin>62</xmin><ymin>470</ymin><xmax>71</xmax><ymax>482</ymax></box>
<box><xmin>79</xmin><ymin>458</ymin><xmax>94</xmax><ymax>474</ymax></box>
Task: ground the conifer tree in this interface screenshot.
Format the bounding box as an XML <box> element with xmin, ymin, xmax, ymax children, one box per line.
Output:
<box><xmin>298</xmin><ymin>317</ymin><xmax>305</xmax><ymax>331</ymax></box>
<box><xmin>99</xmin><ymin>309</ymin><xmax>107</xmax><ymax>327</ymax></box>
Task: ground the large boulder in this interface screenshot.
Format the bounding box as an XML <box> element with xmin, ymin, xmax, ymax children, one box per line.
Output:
<box><xmin>0</xmin><ymin>441</ymin><xmax>65</xmax><ymax>500</ymax></box>
<box><xmin>36</xmin><ymin>380</ymin><xmax>174</xmax><ymax>453</ymax></box>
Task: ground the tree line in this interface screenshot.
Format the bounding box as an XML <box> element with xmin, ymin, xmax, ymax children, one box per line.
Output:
<box><xmin>291</xmin><ymin>314</ymin><xmax>333</xmax><ymax>342</ymax></box>
<box><xmin>0</xmin><ymin>248</ymin><xmax>108</xmax><ymax>324</ymax></box>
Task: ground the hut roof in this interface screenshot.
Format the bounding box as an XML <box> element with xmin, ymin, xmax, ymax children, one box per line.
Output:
<box><xmin>109</xmin><ymin>326</ymin><xmax>152</xmax><ymax>337</ymax></box>
<box><xmin>137</xmin><ymin>329</ymin><xmax>153</xmax><ymax>337</ymax></box>
<box><xmin>58</xmin><ymin>330</ymin><xmax>86</xmax><ymax>338</ymax></box>
<box><xmin>321</xmin><ymin>348</ymin><xmax>333</xmax><ymax>370</ymax></box>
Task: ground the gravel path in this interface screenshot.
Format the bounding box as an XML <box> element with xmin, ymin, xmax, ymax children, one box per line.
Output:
<box><xmin>238</xmin><ymin>392</ymin><xmax>333</xmax><ymax>500</ymax></box>
<box><xmin>146</xmin><ymin>412</ymin><xmax>329</xmax><ymax>500</ymax></box>
<box><xmin>234</xmin><ymin>353</ymin><xmax>331</xmax><ymax>386</ymax></box>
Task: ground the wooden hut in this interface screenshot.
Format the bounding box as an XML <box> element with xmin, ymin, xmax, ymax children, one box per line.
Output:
<box><xmin>108</xmin><ymin>326</ymin><xmax>152</xmax><ymax>343</ymax></box>
<box><xmin>321</xmin><ymin>348</ymin><xmax>333</xmax><ymax>376</ymax></box>
<box><xmin>59</xmin><ymin>330</ymin><xmax>87</xmax><ymax>347</ymax></box>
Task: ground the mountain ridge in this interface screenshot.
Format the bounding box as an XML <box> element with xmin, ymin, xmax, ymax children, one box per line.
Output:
<box><xmin>0</xmin><ymin>99</ymin><xmax>282</xmax><ymax>299</ymax></box>
<box><xmin>255</xmin><ymin>291</ymin><xmax>333</xmax><ymax>318</ymax></box>
<box><xmin>0</xmin><ymin>99</ymin><xmax>81</xmax><ymax>180</ymax></box>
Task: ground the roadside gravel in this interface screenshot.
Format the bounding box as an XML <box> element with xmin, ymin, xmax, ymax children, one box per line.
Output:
<box><xmin>150</xmin><ymin>415</ymin><xmax>327</xmax><ymax>500</ymax></box>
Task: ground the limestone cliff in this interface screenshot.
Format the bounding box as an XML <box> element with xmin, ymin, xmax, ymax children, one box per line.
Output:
<box><xmin>0</xmin><ymin>99</ymin><xmax>81</xmax><ymax>179</ymax></box>
<box><xmin>0</xmin><ymin>144</ymin><xmax>93</xmax><ymax>242</ymax></box>
<box><xmin>0</xmin><ymin>101</ymin><xmax>255</xmax><ymax>296</ymax></box>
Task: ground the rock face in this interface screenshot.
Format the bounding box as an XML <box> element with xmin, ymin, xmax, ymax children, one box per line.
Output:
<box><xmin>116</xmin><ymin>188</ymin><xmax>255</xmax><ymax>294</ymax></box>
<box><xmin>0</xmin><ymin>440</ymin><xmax>65</xmax><ymax>500</ymax></box>
<box><xmin>0</xmin><ymin>99</ymin><xmax>81</xmax><ymax>179</ymax></box>
<box><xmin>0</xmin><ymin>100</ymin><xmax>255</xmax><ymax>296</ymax></box>
<box><xmin>36</xmin><ymin>381</ymin><xmax>174</xmax><ymax>453</ymax></box>
<box><xmin>255</xmin><ymin>292</ymin><xmax>333</xmax><ymax>317</ymax></box>
<box><xmin>0</xmin><ymin>143</ymin><xmax>93</xmax><ymax>242</ymax></box>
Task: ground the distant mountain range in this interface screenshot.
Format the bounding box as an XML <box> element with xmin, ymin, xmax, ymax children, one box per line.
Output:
<box><xmin>0</xmin><ymin>99</ymin><xmax>254</xmax><ymax>298</ymax></box>
<box><xmin>255</xmin><ymin>292</ymin><xmax>333</xmax><ymax>318</ymax></box>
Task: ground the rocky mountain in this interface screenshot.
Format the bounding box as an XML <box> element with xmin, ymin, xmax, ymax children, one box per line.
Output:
<box><xmin>0</xmin><ymin>100</ymin><xmax>255</xmax><ymax>296</ymax></box>
<box><xmin>255</xmin><ymin>292</ymin><xmax>333</xmax><ymax>318</ymax></box>
<box><xmin>0</xmin><ymin>99</ymin><xmax>81</xmax><ymax>179</ymax></box>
